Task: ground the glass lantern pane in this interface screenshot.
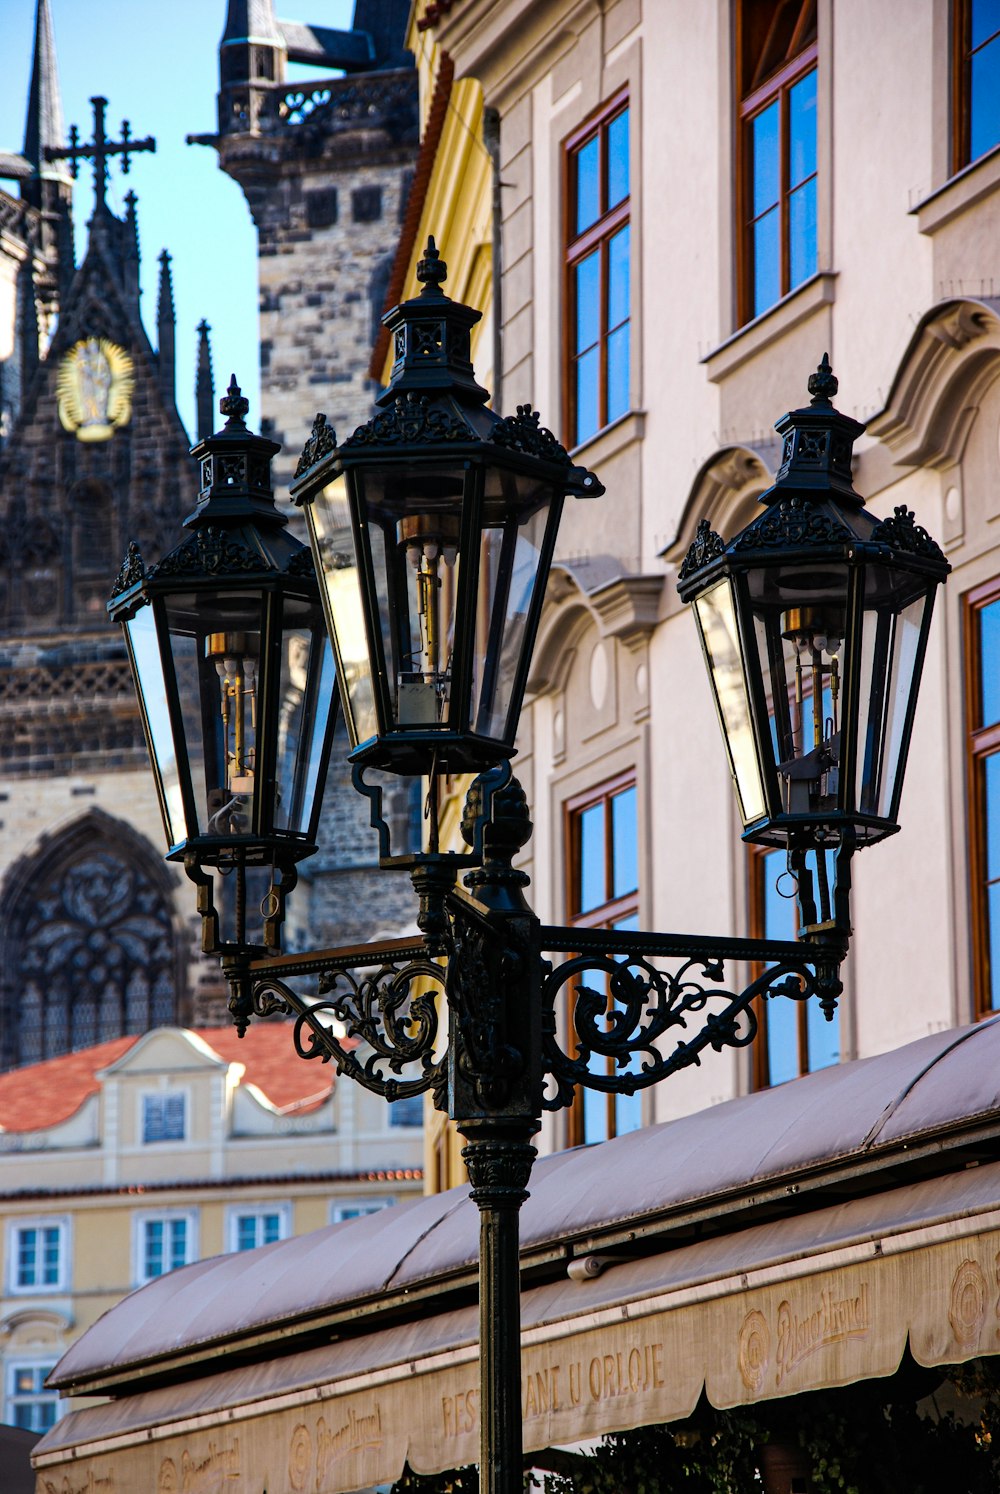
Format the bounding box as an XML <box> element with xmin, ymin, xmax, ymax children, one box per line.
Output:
<box><xmin>694</xmin><ymin>580</ymin><xmax>766</xmax><ymax>825</ymax></box>
<box><xmin>162</xmin><ymin>590</ymin><xmax>266</xmax><ymax>840</ymax></box>
<box><xmin>307</xmin><ymin>474</ymin><xmax>379</xmax><ymax>748</ymax></box>
<box><xmin>274</xmin><ymin>608</ymin><xmax>337</xmax><ymax>836</ymax></box>
<box><xmin>472</xmin><ymin>473</ymin><xmax>557</xmax><ymax>744</ymax></box>
<box><xmin>748</xmin><ymin>564</ymin><xmax>849</xmax><ymax>827</ymax></box>
<box><xmin>126</xmin><ymin>607</ymin><xmax>185</xmax><ymax>848</ymax></box>
<box><xmin>359</xmin><ymin>469</ymin><xmax>466</xmax><ymax>735</ymax></box>
<box><xmin>855</xmin><ymin>586</ymin><xmax>929</xmax><ymax>822</ymax></box>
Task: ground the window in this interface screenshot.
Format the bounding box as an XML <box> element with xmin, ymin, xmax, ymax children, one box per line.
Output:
<box><xmin>142</xmin><ymin>1092</ymin><xmax>186</xmax><ymax>1144</ymax></box>
<box><xmin>388</xmin><ymin>1094</ymin><xmax>424</xmax><ymax>1127</ymax></box>
<box><xmin>564</xmin><ymin>92</ymin><xmax>630</xmax><ymax>447</ymax></box>
<box><xmin>134</xmin><ymin>1212</ymin><xmax>197</xmax><ymax>1284</ymax></box>
<box><xmin>228</xmin><ymin>1204</ymin><xmax>290</xmax><ymax>1252</ymax></box>
<box><xmin>2</xmin><ymin>818</ymin><xmax>178</xmax><ymax>1069</ymax></box>
<box><xmin>8</xmin><ymin>1220</ymin><xmax>68</xmax><ymax>1294</ymax></box>
<box><xmin>330</xmin><ymin>1200</ymin><xmax>392</xmax><ymax>1223</ymax></box>
<box><xmin>565</xmin><ymin>773</ymin><xmax>640</xmax><ymax>1145</ymax></box>
<box><xmin>737</xmin><ymin>0</ymin><xmax>818</xmax><ymax>323</ymax></box>
<box><xmin>954</xmin><ymin>0</ymin><xmax>1000</xmax><ymax>171</ymax></box>
<box><xmin>749</xmin><ymin>846</ymin><xmax>840</xmax><ymax>1086</ymax></box>
<box><xmin>6</xmin><ymin>1362</ymin><xmax>58</xmax><ymax>1432</ymax></box>
<box><xmin>966</xmin><ymin>579</ymin><xmax>1000</xmax><ymax>1016</ymax></box>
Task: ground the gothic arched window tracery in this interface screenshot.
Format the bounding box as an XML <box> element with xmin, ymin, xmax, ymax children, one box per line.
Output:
<box><xmin>1</xmin><ymin>816</ymin><xmax>181</xmax><ymax>1069</ymax></box>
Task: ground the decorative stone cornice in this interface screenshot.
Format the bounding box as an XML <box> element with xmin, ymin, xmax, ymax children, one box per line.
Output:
<box><xmin>867</xmin><ymin>297</ymin><xmax>1000</xmax><ymax>468</ymax></box>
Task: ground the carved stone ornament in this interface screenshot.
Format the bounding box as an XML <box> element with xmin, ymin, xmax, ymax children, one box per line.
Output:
<box><xmin>149</xmin><ymin>526</ymin><xmax>269</xmax><ymax>580</ymax></box>
<box><xmin>109</xmin><ymin>539</ymin><xmax>145</xmax><ymax>599</ymax></box>
<box><xmin>869</xmin><ymin>504</ymin><xmax>946</xmax><ymax>561</ymax></box>
<box><xmin>342</xmin><ymin>392</ymin><xmax>472</xmax><ymax>449</ymax></box>
<box><xmin>733</xmin><ymin>495</ymin><xmax>852</xmax><ymax>552</ymax></box>
<box><xmin>679</xmin><ymin>517</ymin><xmax>726</xmax><ymax>579</ymax></box>
<box><xmin>488</xmin><ymin>404</ymin><xmax>568</xmax><ymax>462</ymax></box>
<box><xmin>294</xmin><ymin>412</ymin><xmax>338</xmax><ymax>479</ymax></box>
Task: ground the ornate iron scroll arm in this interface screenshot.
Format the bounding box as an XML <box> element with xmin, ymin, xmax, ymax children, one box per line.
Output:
<box><xmin>225</xmin><ymin>949</ymin><xmax>447</xmax><ymax>1108</ymax></box>
<box><xmin>538</xmin><ymin>925</ymin><xmax>844</xmax><ymax>1113</ymax></box>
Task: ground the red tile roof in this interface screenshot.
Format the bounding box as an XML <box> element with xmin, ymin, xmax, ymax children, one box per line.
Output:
<box><xmin>0</xmin><ymin>1025</ymin><xmax>335</xmax><ymax>1133</ymax></box>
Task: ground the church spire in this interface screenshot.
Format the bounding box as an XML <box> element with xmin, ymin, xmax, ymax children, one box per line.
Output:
<box><xmin>21</xmin><ymin>0</ymin><xmax>70</xmax><ymax>209</ymax></box>
<box><xmin>157</xmin><ymin>250</ymin><xmax>176</xmax><ymax>402</ymax></box>
<box><xmin>195</xmin><ymin>320</ymin><xmax>215</xmax><ymax>442</ymax></box>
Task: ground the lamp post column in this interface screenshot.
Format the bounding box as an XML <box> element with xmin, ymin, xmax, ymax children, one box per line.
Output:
<box><xmin>448</xmin><ymin>775</ymin><xmax>544</xmax><ymax>1492</ymax></box>
<box><xmin>461</xmin><ymin>1120</ymin><xmax>537</xmax><ymax>1494</ymax></box>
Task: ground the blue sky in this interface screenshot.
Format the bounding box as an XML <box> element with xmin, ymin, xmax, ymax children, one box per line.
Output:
<box><xmin>0</xmin><ymin>0</ymin><xmax>354</xmax><ymax>442</ymax></box>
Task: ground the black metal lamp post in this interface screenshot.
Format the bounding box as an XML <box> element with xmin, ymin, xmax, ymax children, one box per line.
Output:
<box><xmin>111</xmin><ymin>256</ymin><xmax>948</xmax><ymax>1494</ymax></box>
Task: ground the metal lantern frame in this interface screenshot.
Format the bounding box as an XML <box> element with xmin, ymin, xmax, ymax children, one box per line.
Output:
<box><xmin>289</xmin><ymin>239</ymin><xmax>603</xmax><ymax>779</ymax></box>
<box><xmin>108</xmin><ymin>378</ymin><xmax>340</xmax><ymax>957</ymax></box>
<box><xmin>677</xmin><ymin>357</ymin><xmax>951</xmax><ymax>856</ymax></box>
<box><xmin>111</xmin><ymin>342</ymin><xmax>948</xmax><ymax>1494</ymax></box>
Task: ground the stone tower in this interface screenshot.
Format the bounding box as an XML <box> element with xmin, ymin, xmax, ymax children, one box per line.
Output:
<box><xmin>192</xmin><ymin>1</ymin><xmax>422</xmax><ymax>948</ymax></box>
<box><xmin>199</xmin><ymin>0</ymin><xmax>419</xmax><ymax>494</ymax></box>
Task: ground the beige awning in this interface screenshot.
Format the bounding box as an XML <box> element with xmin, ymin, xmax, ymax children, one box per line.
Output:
<box><xmin>33</xmin><ymin>1156</ymin><xmax>1000</xmax><ymax>1492</ymax></box>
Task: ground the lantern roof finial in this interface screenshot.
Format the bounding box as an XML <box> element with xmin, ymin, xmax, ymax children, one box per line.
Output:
<box><xmin>416</xmin><ymin>235</ymin><xmax>448</xmax><ymax>296</ymax></box>
<box><xmin>808</xmin><ymin>352</ymin><xmax>838</xmax><ymax>406</ymax></box>
<box><xmin>220</xmin><ymin>373</ymin><xmax>250</xmax><ymax>429</ymax></box>
<box><xmin>376</xmin><ymin>231</ymin><xmax>489</xmax><ymax>407</ymax></box>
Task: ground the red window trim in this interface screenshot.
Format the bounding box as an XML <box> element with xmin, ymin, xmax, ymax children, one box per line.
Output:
<box><xmin>736</xmin><ymin>29</ymin><xmax>818</xmax><ymax>327</ymax></box>
<box><xmin>562</xmin><ymin>88</ymin><xmax>631</xmax><ymax>449</ymax></box>
<box><xmin>965</xmin><ymin>576</ymin><xmax>1000</xmax><ymax>1019</ymax></box>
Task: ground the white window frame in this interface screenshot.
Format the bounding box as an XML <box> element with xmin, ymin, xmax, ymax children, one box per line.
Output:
<box><xmin>139</xmin><ymin>1088</ymin><xmax>188</xmax><ymax>1145</ymax></box>
<box><xmin>5</xmin><ymin>1357</ymin><xmax>61</xmax><ymax>1432</ymax></box>
<box><xmin>329</xmin><ymin>1198</ymin><xmax>393</xmax><ymax>1224</ymax></box>
<box><xmin>6</xmin><ymin>1217</ymin><xmax>71</xmax><ymax>1296</ymax></box>
<box><xmin>225</xmin><ymin>1202</ymin><xmax>292</xmax><ymax>1253</ymax></box>
<box><xmin>132</xmin><ymin>1209</ymin><xmax>199</xmax><ymax>1286</ymax></box>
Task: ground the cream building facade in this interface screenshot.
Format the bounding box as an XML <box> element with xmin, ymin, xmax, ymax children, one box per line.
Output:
<box><xmin>0</xmin><ymin>1025</ymin><xmax>422</xmax><ymax>1433</ymax></box>
<box><xmin>404</xmin><ymin>0</ymin><xmax>1000</xmax><ymax>1151</ymax></box>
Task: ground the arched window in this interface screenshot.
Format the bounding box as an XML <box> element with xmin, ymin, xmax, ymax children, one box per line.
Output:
<box><xmin>0</xmin><ymin>814</ymin><xmax>182</xmax><ymax>1069</ymax></box>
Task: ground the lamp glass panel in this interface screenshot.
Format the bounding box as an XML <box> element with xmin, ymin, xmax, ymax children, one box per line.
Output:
<box><xmin>274</xmin><ymin>605</ymin><xmax>337</xmax><ymax>836</ymax></box>
<box><xmin>747</xmin><ymin>562</ymin><xmax>848</xmax><ymax>827</ymax></box>
<box><xmin>694</xmin><ymin>580</ymin><xmax>766</xmax><ymax>824</ymax></box>
<box><xmin>473</xmin><ymin>470</ymin><xmax>558</xmax><ymax>744</ymax></box>
<box><xmin>307</xmin><ymin>474</ymin><xmax>378</xmax><ymax>748</ymax></box>
<box><xmin>855</xmin><ymin>581</ymin><xmax>930</xmax><ymax>823</ymax></box>
<box><xmin>355</xmin><ymin>463</ymin><xmax>466</xmax><ymax>735</ymax></box>
<box><xmin>126</xmin><ymin>605</ymin><xmax>185</xmax><ymax>848</ymax></box>
<box><xmin>162</xmin><ymin>589</ymin><xmax>266</xmax><ymax>841</ymax></box>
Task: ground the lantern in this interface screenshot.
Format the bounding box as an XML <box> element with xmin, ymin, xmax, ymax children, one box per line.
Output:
<box><xmin>108</xmin><ymin>378</ymin><xmax>338</xmax><ymax>953</ymax></box>
<box><xmin>678</xmin><ymin>357</ymin><xmax>950</xmax><ymax>849</ymax></box>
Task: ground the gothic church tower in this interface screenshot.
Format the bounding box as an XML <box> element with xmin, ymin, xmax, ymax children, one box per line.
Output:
<box><xmin>0</xmin><ymin>3</ymin><xmax>221</xmax><ymax>1069</ymax></box>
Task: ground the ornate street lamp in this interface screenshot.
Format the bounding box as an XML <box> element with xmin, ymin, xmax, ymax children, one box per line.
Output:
<box><xmin>288</xmin><ymin>238</ymin><xmax>603</xmax><ymax>779</ymax></box>
<box><xmin>677</xmin><ymin>356</ymin><xmax>949</xmax><ymax>858</ymax></box>
<box><xmin>677</xmin><ymin>358</ymin><xmax>949</xmax><ymax>946</ymax></box>
<box><xmin>108</xmin><ymin>378</ymin><xmax>339</xmax><ymax>958</ymax></box>
<box><xmin>112</xmin><ymin>281</ymin><xmax>947</xmax><ymax>1492</ymax></box>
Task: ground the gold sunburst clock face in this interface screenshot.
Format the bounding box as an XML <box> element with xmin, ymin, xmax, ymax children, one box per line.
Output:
<box><xmin>56</xmin><ymin>337</ymin><xmax>134</xmax><ymax>442</ymax></box>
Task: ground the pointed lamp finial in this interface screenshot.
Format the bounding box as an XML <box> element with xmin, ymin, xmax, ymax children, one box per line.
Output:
<box><xmin>219</xmin><ymin>373</ymin><xmax>249</xmax><ymax>428</ymax></box>
<box><xmin>808</xmin><ymin>352</ymin><xmax>839</xmax><ymax>406</ymax></box>
<box><xmin>416</xmin><ymin>235</ymin><xmax>448</xmax><ymax>294</ymax></box>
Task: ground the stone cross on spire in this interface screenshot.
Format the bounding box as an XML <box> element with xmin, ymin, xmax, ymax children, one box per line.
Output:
<box><xmin>45</xmin><ymin>95</ymin><xmax>155</xmax><ymax>214</ymax></box>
